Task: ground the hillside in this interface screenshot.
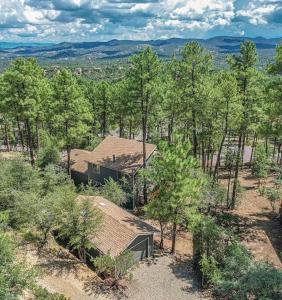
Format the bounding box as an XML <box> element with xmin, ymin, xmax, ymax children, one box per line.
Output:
<box><xmin>0</xmin><ymin>36</ymin><xmax>281</xmax><ymax>66</ymax></box>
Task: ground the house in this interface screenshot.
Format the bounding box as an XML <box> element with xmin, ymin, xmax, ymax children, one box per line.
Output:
<box><xmin>77</xmin><ymin>195</ymin><xmax>157</xmax><ymax>262</ymax></box>
<box><xmin>65</xmin><ymin>136</ymin><xmax>157</xmax><ymax>207</ymax></box>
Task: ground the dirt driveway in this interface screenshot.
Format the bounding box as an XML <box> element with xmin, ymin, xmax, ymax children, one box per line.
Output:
<box><xmin>20</xmin><ymin>241</ymin><xmax>205</xmax><ymax>300</ymax></box>
<box><xmin>124</xmin><ymin>255</ymin><xmax>206</xmax><ymax>300</ymax></box>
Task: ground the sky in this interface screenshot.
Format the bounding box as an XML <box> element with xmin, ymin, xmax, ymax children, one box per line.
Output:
<box><xmin>0</xmin><ymin>0</ymin><xmax>282</xmax><ymax>43</ymax></box>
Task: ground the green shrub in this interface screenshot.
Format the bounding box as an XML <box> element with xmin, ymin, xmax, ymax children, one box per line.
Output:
<box><xmin>84</xmin><ymin>136</ymin><xmax>102</xmax><ymax>151</ymax></box>
<box><xmin>100</xmin><ymin>178</ymin><xmax>128</xmax><ymax>206</ymax></box>
<box><xmin>252</xmin><ymin>144</ymin><xmax>269</xmax><ymax>185</ymax></box>
<box><xmin>33</xmin><ymin>286</ymin><xmax>69</xmax><ymax>300</ymax></box>
<box><xmin>0</xmin><ymin>159</ymin><xmax>41</xmax><ymax>211</ymax></box>
<box><xmin>37</xmin><ymin>138</ymin><xmax>60</xmax><ymax>169</ymax></box>
<box><xmin>261</xmin><ymin>187</ymin><xmax>281</xmax><ymax>212</ymax></box>
<box><xmin>0</xmin><ymin>230</ymin><xmax>36</xmax><ymax>299</ymax></box>
<box><xmin>92</xmin><ymin>250</ymin><xmax>134</xmax><ymax>280</ymax></box>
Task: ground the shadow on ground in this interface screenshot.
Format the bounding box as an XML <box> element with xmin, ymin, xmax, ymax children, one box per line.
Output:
<box><xmin>37</xmin><ymin>248</ymin><xmax>83</xmax><ymax>278</ymax></box>
<box><xmin>83</xmin><ymin>274</ymin><xmax>128</xmax><ymax>300</ymax></box>
<box><xmin>168</xmin><ymin>255</ymin><xmax>200</xmax><ymax>293</ymax></box>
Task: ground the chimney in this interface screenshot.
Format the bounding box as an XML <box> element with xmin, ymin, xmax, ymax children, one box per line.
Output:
<box><xmin>113</xmin><ymin>154</ymin><xmax>116</xmax><ymax>162</ymax></box>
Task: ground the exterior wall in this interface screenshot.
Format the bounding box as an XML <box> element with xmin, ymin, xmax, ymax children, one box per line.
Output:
<box><xmin>127</xmin><ymin>234</ymin><xmax>154</xmax><ymax>262</ymax></box>
<box><xmin>88</xmin><ymin>163</ymin><xmax>121</xmax><ymax>185</ymax></box>
<box><xmin>88</xmin><ymin>163</ymin><xmax>135</xmax><ymax>209</ymax></box>
<box><xmin>86</xmin><ymin>234</ymin><xmax>153</xmax><ymax>265</ymax></box>
<box><xmin>71</xmin><ymin>170</ymin><xmax>89</xmax><ymax>185</ymax></box>
<box><xmin>72</xmin><ymin>154</ymin><xmax>156</xmax><ymax>209</ymax></box>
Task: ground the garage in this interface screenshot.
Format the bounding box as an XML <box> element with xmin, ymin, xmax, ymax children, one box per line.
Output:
<box><xmin>127</xmin><ymin>234</ymin><xmax>154</xmax><ymax>261</ymax></box>
<box><xmin>76</xmin><ymin>195</ymin><xmax>157</xmax><ymax>263</ymax></box>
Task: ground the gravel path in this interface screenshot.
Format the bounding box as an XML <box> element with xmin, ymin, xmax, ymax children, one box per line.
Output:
<box><xmin>124</xmin><ymin>255</ymin><xmax>206</xmax><ymax>300</ymax></box>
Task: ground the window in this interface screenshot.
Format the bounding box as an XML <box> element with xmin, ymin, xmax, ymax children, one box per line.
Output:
<box><xmin>89</xmin><ymin>163</ymin><xmax>101</xmax><ymax>174</ymax></box>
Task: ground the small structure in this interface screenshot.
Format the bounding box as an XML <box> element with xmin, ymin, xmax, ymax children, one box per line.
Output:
<box><xmin>77</xmin><ymin>195</ymin><xmax>157</xmax><ymax>262</ymax></box>
<box><xmin>65</xmin><ymin>136</ymin><xmax>157</xmax><ymax>208</ymax></box>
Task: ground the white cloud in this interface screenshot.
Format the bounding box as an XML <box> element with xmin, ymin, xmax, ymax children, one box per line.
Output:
<box><xmin>237</xmin><ymin>1</ymin><xmax>278</xmax><ymax>25</ymax></box>
<box><xmin>0</xmin><ymin>0</ymin><xmax>281</xmax><ymax>42</ymax></box>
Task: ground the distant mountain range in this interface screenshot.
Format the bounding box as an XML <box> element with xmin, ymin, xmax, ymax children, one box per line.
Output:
<box><xmin>0</xmin><ymin>36</ymin><xmax>281</xmax><ymax>65</ymax></box>
<box><xmin>0</xmin><ymin>42</ymin><xmax>54</xmax><ymax>49</ymax></box>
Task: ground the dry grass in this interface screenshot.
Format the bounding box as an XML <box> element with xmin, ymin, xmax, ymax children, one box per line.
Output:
<box><xmin>0</xmin><ymin>151</ymin><xmax>23</xmax><ymax>160</ymax></box>
<box><xmin>17</xmin><ymin>237</ymin><xmax>111</xmax><ymax>300</ymax></box>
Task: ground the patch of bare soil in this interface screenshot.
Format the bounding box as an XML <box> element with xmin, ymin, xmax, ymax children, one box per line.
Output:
<box><xmin>18</xmin><ymin>239</ymin><xmax>114</xmax><ymax>300</ymax></box>
<box><xmin>145</xmin><ymin>219</ymin><xmax>194</xmax><ymax>257</ymax></box>
<box><xmin>229</xmin><ymin>170</ymin><xmax>282</xmax><ymax>268</ymax></box>
<box><xmin>0</xmin><ymin>151</ymin><xmax>22</xmax><ymax>160</ymax></box>
<box><xmin>147</xmin><ymin>168</ymin><xmax>282</xmax><ymax>269</ymax></box>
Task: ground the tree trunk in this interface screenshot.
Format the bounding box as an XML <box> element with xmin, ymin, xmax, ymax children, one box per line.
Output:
<box><xmin>67</xmin><ymin>146</ymin><xmax>71</xmax><ymax>175</ymax></box>
<box><xmin>250</xmin><ymin>133</ymin><xmax>257</xmax><ymax>165</ymax></box>
<box><xmin>213</xmin><ymin>104</ymin><xmax>229</xmax><ymax>182</ymax></box>
<box><xmin>119</xmin><ymin>114</ymin><xmax>123</xmax><ymax>138</ymax></box>
<box><xmin>191</xmin><ymin>63</ymin><xmax>198</xmax><ymax>157</ymax></box>
<box><xmin>25</xmin><ymin>119</ymin><xmax>35</xmax><ymax>166</ymax></box>
<box><xmin>273</xmin><ymin>137</ymin><xmax>277</xmax><ymax>161</ymax></box>
<box><xmin>213</xmin><ymin>134</ymin><xmax>226</xmax><ymax>182</ymax></box>
<box><xmin>102</xmin><ymin>93</ymin><xmax>107</xmax><ymax>137</ymax></box>
<box><xmin>129</xmin><ymin>119</ymin><xmax>132</xmax><ymax>139</ymax></box>
<box><xmin>277</xmin><ymin>144</ymin><xmax>281</xmax><ymax>164</ymax></box>
<box><xmin>35</xmin><ymin>122</ymin><xmax>40</xmax><ymax>149</ymax></box>
<box><xmin>192</xmin><ymin>109</ymin><xmax>198</xmax><ymax>157</ymax></box>
<box><xmin>241</xmin><ymin>132</ymin><xmax>246</xmax><ymax>168</ymax></box>
<box><xmin>227</xmin><ymin>168</ymin><xmax>232</xmax><ymax>208</ymax></box>
<box><xmin>231</xmin><ymin>132</ymin><xmax>243</xmax><ymax>208</ymax></box>
<box><xmin>159</xmin><ymin>222</ymin><xmax>164</xmax><ymax>250</ymax></box>
<box><xmin>3</xmin><ymin>123</ymin><xmax>11</xmax><ymax>151</ymax></box>
<box><xmin>142</xmin><ymin>99</ymin><xmax>148</xmax><ymax>204</ymax></box>
<box><xmin>171</xmin><ymin>222</ymin><xmax>177</xmax><ymax>255</ymax></box>
<box><xmin>17</xmin><ymin>118</ymin><xmax>25</xmax><ymax>151</ymax></box>
<box><xmin>102</xmin><ymin>110</ymin><xmax>107</xmax><ymax>137</ymax></box>
<box><xmin>142</xmin><ymin>122</ymin><xmax>147</xmax><ymax>204</ymax></box>
<box><xmin>209</xmin><ymin>151</ymin><xmax>214</xmax><ymax>175</ymax></box>
<box><xmin>201</xmin><ymin>141</ymin><xmax>206</xmax><ymax>171</ymax></box>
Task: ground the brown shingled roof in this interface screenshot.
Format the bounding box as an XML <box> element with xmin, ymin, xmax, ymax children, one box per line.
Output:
<box><xmin>68</xmin><ymin>149</ymin><xmax>92</xmax><ymax>173</ymax></box>
<box><xmin>77</xmin><ymin>195</ymin><xmax>157</xmax><ymax>256</ymax></box>
<box><xmin>87</xmin><ymin>136</ymin><xmax>156</xmax><ymax>175</ymax></box>
<box><xmin>64</xmin><ymin>136</ymin><xmax>156</xmax><ymax>175</ymax></box>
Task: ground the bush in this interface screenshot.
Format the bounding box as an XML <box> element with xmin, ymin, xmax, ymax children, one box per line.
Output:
<box><xmin>0</xmin><ymin>230</ymin><xmax>36</xmax><ymax>299</ymax></box>
<box><xmin>216</xmin><ymin>261</ymin><xmax>282</xmax><ymax>300</ymax></box>
<box><xmin>252</xmin><ymin>144</ymin><xmax>269</xmax><ymax>185</ymax></box>
<box><xmin>37</xmin><ymin>138</ymin><xmax>60</xmax><ymax>169</ymax></box>
<box><xmin>33</xmin><ymin>286</ymin><xmax>69</xmax><ymax>300</ymax></box>
<box><xmin>100</xmin><ymin>178</ymin><xmax>128</xmax><ymax>206</ymax></box>
<box><xmin>79</xmin><ymin>178</ymin><xmax>128</xmax><ymax>206</ymax></box>
<box><xmin>84</xmin><ymin>136</ymin><xmax>102</xmax><ymax>151</ymax></box>
<box><xmin>92</xmin><ymin>250</ymin><xmax>134</xmax><ymax>280</ymax></box>
<box><xmin>236</xmin><ymin>263</ymin><xmax>282</xmax><ymax>300</ymax></box>
<box><xmin>261</xmin><ymin>186</ymin><xmax>281</xmax><ymax>212</ymax></box>
<box><xmin>0</xmin><ymin>159</ymin><xmax>41</xmax><ymax>211</ymax></box>
<box><xmin>41</xmin><ymin>164</ymin><xmax>71</xmax><ymax>195</ymax></box>
<box><xmin>190</xmin><ymin>213</ymin><xmax>282</xmax><ymax>299</ymax></box>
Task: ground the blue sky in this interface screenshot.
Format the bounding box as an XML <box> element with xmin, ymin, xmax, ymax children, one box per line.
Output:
<box><xmin>0</xmin><ymin>0</ymin><xmax>282</xmax><ymax>42</ymax></box>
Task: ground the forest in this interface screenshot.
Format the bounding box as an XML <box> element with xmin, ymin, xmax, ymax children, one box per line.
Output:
<box><xmin>0</xmin><ymin>41</ymin><xmax>282</xmax><ymax>299</ymax></box>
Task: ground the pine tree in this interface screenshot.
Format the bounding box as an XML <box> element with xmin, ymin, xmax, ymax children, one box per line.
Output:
<box><xmin>127</xmin><ymin>47</ymin><xmax>160</xmax><ymax>203</ymax></box>
<box><xmin>51</xmin><ymin>69</ymin><xmax>91</xmax><ymax>174</ymax></box>
<box><xmin>146</xmin><ymin>137</ymin><xmax>204</xmax><ymax>254</ymax></box>
<box><xmin>228</xmin><ymin>41</ymin><xmax>259</xmax><ymax>208</ymax></box>
<box><xmin>1</xmin><ymin>58</ymin><xmax>47</xmax><ymax>165</ymax></box>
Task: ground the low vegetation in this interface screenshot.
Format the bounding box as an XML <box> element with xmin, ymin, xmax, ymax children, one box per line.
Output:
<box><xmin>0</xmin><ymin>158</ymin><xmax>130</xmax><ymax>298</ymax></box>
